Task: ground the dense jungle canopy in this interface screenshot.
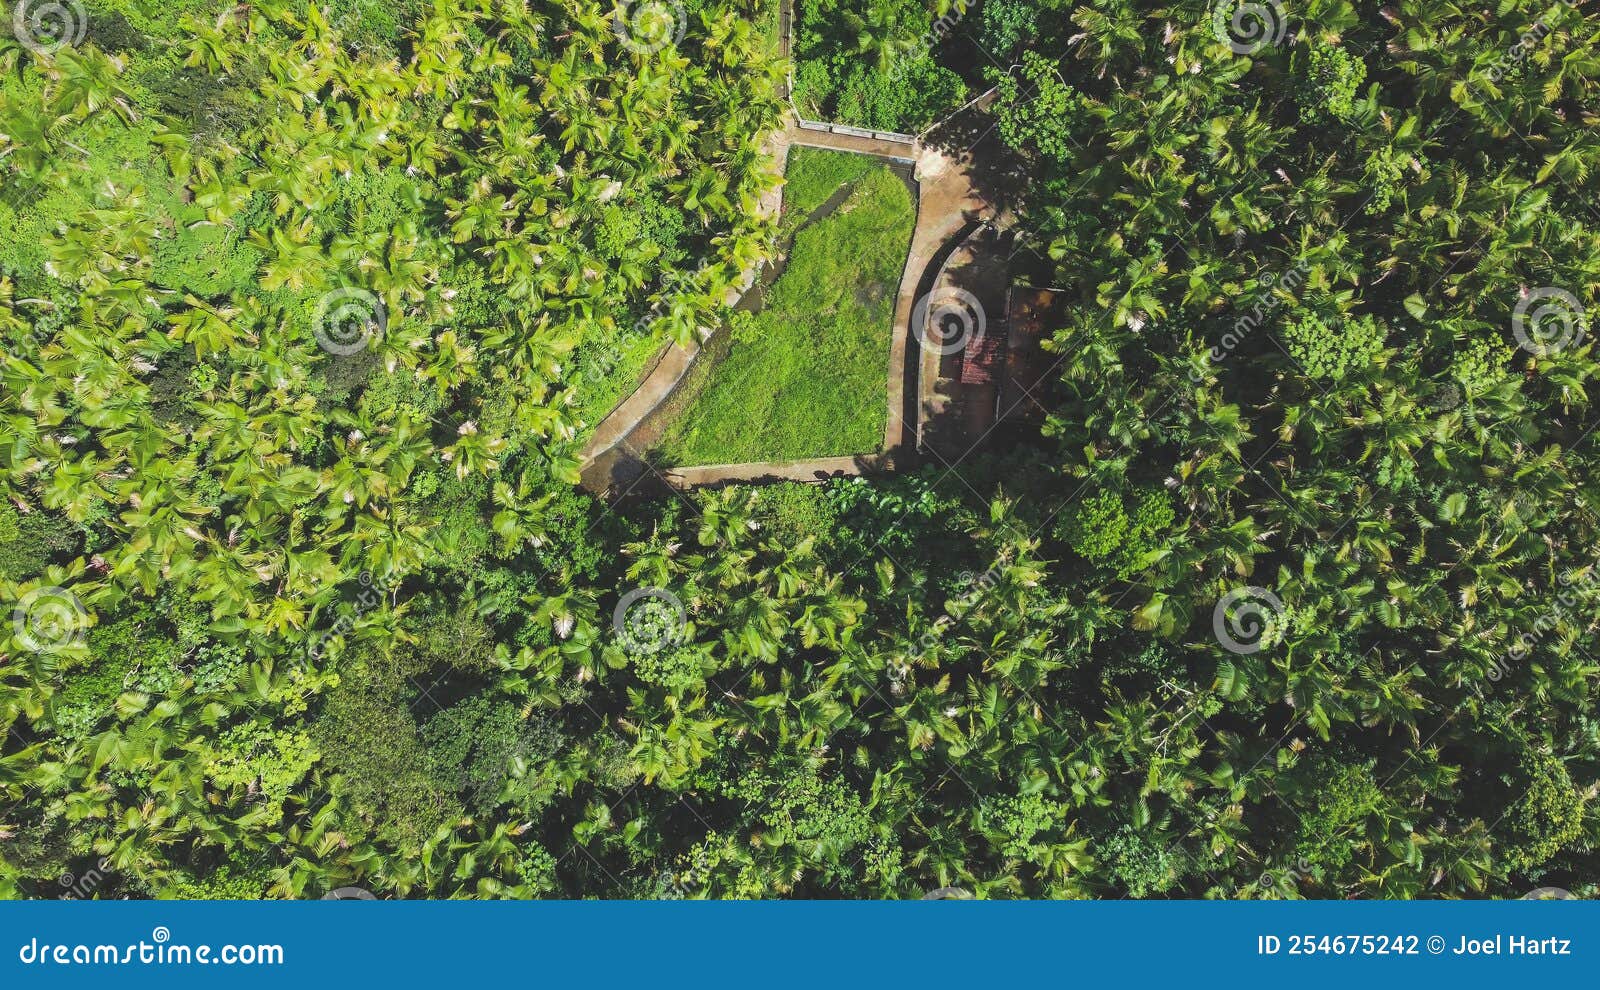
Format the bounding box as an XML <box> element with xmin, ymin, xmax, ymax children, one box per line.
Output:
<box><xmin>1</xmin><ymin>0</ymin><xmax>1597</xmax><ymax>899</ymax></box>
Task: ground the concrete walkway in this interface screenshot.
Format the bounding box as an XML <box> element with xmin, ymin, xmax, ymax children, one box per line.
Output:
<box><xmin>663</xmin><ymin>453</ymin><xmax>896</xmax><ymax>489</ymax></box>
<box><xmin>580</xmin><ymin>338</ymin><xmax>698</xmax><ymax>464</ymax></box>
<box><xmin>890</xmin><ymin>142</ymin><xmax>995</xmax><ymax>453</ymax></box>
<box><xmin>788</xmin><ymin>127</ymin><xmax>917</xmax><ymax>160</ymax></box>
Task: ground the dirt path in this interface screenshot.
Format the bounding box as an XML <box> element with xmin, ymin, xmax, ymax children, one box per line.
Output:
<box><xmin>578</xmin><ymin>7</ymin><xmax>999</xmax><ymax>494</ymax></box>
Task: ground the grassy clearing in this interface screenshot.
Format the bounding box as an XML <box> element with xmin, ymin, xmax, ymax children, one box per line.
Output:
<box><xmin>655</xmin><ymin>149</ymin><xmax>915</xmax><ymax>465</ymax></box>
<box><xmin>777</xmin><ymin>147</ymin><xmax>880</xmax><ymax>235</ymax></box>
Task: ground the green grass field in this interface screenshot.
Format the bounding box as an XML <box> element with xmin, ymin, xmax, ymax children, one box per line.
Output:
<box><xmin>776</xmin><ymin>147</ymin><xmax>880</xmax><ymax>234</ymax></box>
<box><xmin>655</xmin><ymin>148</ymin><xmax>915</xmax><ymax>465</ymax></box>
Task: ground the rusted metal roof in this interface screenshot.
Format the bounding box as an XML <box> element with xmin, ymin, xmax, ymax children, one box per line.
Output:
<box><xmin>959</xmin><ymin>328</ymin><xmax>1007</xmax><ymax>385</ymax></box>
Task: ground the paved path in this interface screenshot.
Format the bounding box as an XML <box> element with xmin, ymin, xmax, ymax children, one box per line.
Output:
<box><xmin>891</xmin><ymin>141</ymin><xmax>995</xmax><ymax>453</ymax></box>
<box><xmin>580</xmin><ymin>338</ymin><xmax>699</xmax><ymax>464</ymax></box>
<box><xmin>788</xmin><ymin>126</ymin><xmax>916</xmax><ymax>159</ymax></box>
<box><xmin>662</xmin><ymin>453</ymin><xmax>896</xmax><ymax>489</ymax></box>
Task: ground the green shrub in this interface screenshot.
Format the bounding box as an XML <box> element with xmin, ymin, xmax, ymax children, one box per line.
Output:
<box><xmin>423</xmin><ymin>693</ymin><xmax>565</xmax><ymax>815</ymax></box>
<box><xmin>0</xmin><ymin>510</ymin><xmax>82</xmax><ymax>580</ymax></box>
<box><xmin>1296</xmin><ymin>45</ymin><xmax>1368</xmax><ymax>123</ymax></box>
<box><xmin>414</xmin><ymin>473</ymin><xmax>495</xmax><ymax>577</ymax></box>
<box><xmin>146</xmin><ymin>66</ymin><xmax>262</xmax><ymax>150</ymax></box>
<box><xmin>1452</xmin><ymin>336</ymin><xmax>1511</xmax><ymax>395</ymax></box>
<box><xmin>1063</xmin><ymin>491</ymin><xmax>1127</xmax><ymax>564</ymax></box>
<box><xmin>980</xmin><ymin>0</ymin><xmax>1042</xmax><ymax>59</ymax></box>
<box><xmin>186</xmin><ymin>362</ymin><xmax>219</xmax><ymax>394</ymax></box>
<box><xmin>201</xmin><ymin>724</ymin><xmax>320</xmax><ymax>826</ymax></box>
<box><xmin>409</xmin><ymin>596</ymin><xmax>498</xmax><ymax>674</ymax></box>
<box><xmin>632</xmin><ymin>645</ymin><xmax>715</xmax><ymax>695</ymax></box>
<box><xmin>1282</xmin><ymin>312</ymin><xmax>1385</xmax><ymax>381</ymax></box>
<box><xmin>312</xmin><ymin>679</ymin><xmax>461</xmax><ymax>851</ymax></box>
<box><xmin>1100</xmin><ymin>824</ymin><xmax>1186</xmax><ymax>897</ymax></box>
<box><xmin>751</xmin><ymin>482</ymin><xmax>842</xmax><ymax>546</ymax></box>
<box><xmin>1362</xmin><ymin>145</ymin><xmax>1423</xmax><ymax>215</ymax></box>
<box><xmin>157</xmin><ymin>859</ymin><xmax>273</xmax><ymax>899</ymax></box>
<box><xmin>360</xmin><ymin>365</ymin><xmax>445</xmax><ymax>425</ymax></box>
<box><xmin>792</xmin><ymin>59</ymin><xmax>836</xmax><ymax>119</ymax></box>
<box><xmin>995</xmin><ymin>50</ymin><xmax>1083</xmax><ymax>164</ymax></box>
<box><xmin>826</xmin><ymin>468</ymin><xmax>962</xmax><ymax>562</ymax></box>
<box><xmin>324</xmin><ymin>166</ymin><xmax>426</xmax><ymax>239</ymax></box>
<box><xmin>1057</xmin><ymin>488</ymin><xmax>1175</xmax><ymax>577</ymax></box>
<box><xmin>321</xmin><ymin>0</ymin><xmax>425</xmax><ymax>54</ymax></box>
<box><xmin>526</xmin><ymin>488</ymin><xmax>606</xmax><ymax>580</ymax></box>
<box><xmin>48</xmin><ymin>652</ymin><xmax>134</xmax><ymax>739</ymax></box>
<box><xmin>1503</xmin><ymin>752</ymin><xmax>1587</xmax><ymax>873</ymax></box>
<box><xmin>595</xmin><ymin>206</ymin><xmax>642</xmax><ymax>261</ymax></box>
<box><xmin>792</xmin><ymin>0</ymin><xmax>969</xmax><ymax>132</ymax></box>
<box><xmin>1293</xmin><ymin>758</ymin><xmax>1381</xmax><ymax>877</ymax></box>
<box><xmin>977</xmin><ymin>793</ymin><xmax>1073</xmax><ymax>859</ymax></box>
<box><xmin>151</xmin><ymin>222</ymin><xmax>261</xmax><ymax>298</ymax></box>
<box><xmin>49</xmin><ymin>609</ymin><xmax>186</xmax><ymax>737</ymax></box>
<box><xmin>633</xmin><ymin>191</ymin><xmax>690</xmax><ymax>268</ymax></box>
<box><xmin>1104</xmin><ymin>641</ymin><xmax>1184</xmax><ymax>685</ymax></box>
<box><xmin>834</xmin><ymin>56</ymin><xmax>964</xmax><ymax>132</ymax></box>
<box><xmin>725</xmin><ymin>765</ymin><xmax>876</xmax><ymax>863</ymax></box>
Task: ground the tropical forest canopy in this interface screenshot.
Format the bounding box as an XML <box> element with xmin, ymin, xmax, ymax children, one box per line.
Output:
<box><xmin>1</xmin><ymin>0</ymin><xmax>1598</xmax><ymax>899</ymax></box>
